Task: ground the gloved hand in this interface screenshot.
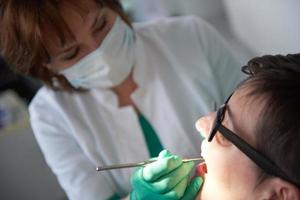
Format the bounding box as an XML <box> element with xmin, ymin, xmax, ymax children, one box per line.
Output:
<box><xmin>130</xmin><ymin>150</ymin><xmax>203</xmax><ymax>200</ymax></box>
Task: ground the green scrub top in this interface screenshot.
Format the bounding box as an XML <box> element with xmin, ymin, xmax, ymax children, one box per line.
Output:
<box><xmin>107</xmin><ymin>114</ymin><xmax>164</xmax><ymax>200</ymax></box>
<box><xmin>138</xmin><ymin>114</ymin><xmax>164</xmax><ymax>158</ymax></box>
<box><xmin>107</xmin><ymin>194</ymin><xmax>120</xmax><ymax>200</ymax></box>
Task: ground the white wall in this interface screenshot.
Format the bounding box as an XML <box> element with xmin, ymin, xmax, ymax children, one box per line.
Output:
<box><xmin>159</xmin><ymin>0</ymin><xmax>225</xmax><ymax>21</ymax></box>
<box><xmin>225</xmin><ymin>0</ymin><xmax>300</xmax><ymax>55</ymax></box>
<box><xmin>124</xmin><ymin>0</ymin><xmax>256</xmax><ymax>64</ymax></box>
<box><xmin>0</xmin><ymin>91</ymin><xmax>67</xmax><ymax>200</ymax></box>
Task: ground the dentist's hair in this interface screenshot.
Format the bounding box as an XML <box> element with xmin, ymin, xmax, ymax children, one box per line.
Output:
<box><xmin>240</xmin><ymin>53</ymin><xmax>300</xmax><ymax>188</ymax></box>
<box><xmin>0</xmin><ymin>0</ymin><xmax>128</xmax><ymax>91</ymax></box>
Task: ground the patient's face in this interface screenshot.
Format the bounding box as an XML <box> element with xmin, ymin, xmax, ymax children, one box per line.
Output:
<box><xmin>195</xmin><ymin>88</ymin><xmax>266</xmax><ymax>199</ymax></box>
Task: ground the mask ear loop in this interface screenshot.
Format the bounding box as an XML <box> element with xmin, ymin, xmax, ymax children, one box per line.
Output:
<box><xmin>51</xmin><ymin>71</ymin><xmax>83</xmax><ymax>92</ymax></box>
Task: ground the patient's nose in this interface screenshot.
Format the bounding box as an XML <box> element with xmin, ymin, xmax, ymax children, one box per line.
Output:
<box><xmin>195</xmin><ymin>112</ymin><xmax>216</xmax><ymax>138</ymax></box>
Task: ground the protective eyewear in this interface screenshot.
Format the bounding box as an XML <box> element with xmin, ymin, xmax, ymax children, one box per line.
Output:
<box><xmin>208</xmin><ymin>93</ymin><xmax>299</xmax><ymax>187</ymax></box>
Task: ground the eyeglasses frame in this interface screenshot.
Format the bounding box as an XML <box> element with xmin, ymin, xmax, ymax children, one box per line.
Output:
<box><xmin>208</xmin><ymin>93</ymin><xmax>298</xmax><ymax>187</ymax></box>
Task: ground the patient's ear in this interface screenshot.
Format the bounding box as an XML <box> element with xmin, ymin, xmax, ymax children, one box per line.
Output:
<box><xmin>258</xmin><ymin>177</ymin><xmax>300</xmax><ymax>200</ymax></box>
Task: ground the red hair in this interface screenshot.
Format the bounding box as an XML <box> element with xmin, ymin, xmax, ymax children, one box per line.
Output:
<box><xmin>0</xmin><ymin>0</ymin><xmax>128</xmax><ymax>91</ymax></box>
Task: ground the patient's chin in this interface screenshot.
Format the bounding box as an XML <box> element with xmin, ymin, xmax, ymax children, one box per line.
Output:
<box><xmin>196</xmin><ymin>183</ymin><xmax>208</xmax><ymax>200</ymax></box>
<box><xmin>196</xmin><ymin>180</ymin><xmax>216</xmax><ymax>200</ymax></box>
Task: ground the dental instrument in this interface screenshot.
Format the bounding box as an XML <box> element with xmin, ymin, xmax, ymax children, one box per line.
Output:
<box><xmin>96</xmin><ymin>157</ymin><xmax>205</xmax><ymax>171</ymax></box>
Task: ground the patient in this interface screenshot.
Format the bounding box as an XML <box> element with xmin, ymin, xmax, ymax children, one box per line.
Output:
<box><xmin>195</xmin><ymin>54</ymin><xmax>300</xmax><ymax>199</ymax></box>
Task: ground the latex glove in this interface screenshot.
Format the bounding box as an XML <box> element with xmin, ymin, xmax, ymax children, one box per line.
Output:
<box><xmin>180</xmin><ymin>177</ymin><xmax>203</xmax><ymax>200</ymax></box>
<box><xmin>130</xmin><ymin>150</ymin><xmax>203</xmax><ymax>200</ymax></box>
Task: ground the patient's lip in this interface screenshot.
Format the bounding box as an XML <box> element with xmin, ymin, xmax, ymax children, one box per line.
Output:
<box><xmin>196</xmin><ymin>163</ymin><xmax>207</xmax><ymax>177</ymax></box>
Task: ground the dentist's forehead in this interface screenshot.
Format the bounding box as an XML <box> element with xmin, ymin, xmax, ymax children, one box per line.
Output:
<box><xmin>46</xmin><ymin>1</ymin><xmax>104</xmax><ymax>56</ymax></box>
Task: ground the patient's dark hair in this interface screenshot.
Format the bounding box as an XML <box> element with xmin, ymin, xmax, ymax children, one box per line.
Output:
<box><xmin>240</xmin><ymin>53</ymin><xmax>300</xmax><ymax>187</ymax></box>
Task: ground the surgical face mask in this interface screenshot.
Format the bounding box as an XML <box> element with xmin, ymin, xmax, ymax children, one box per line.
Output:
<box><xmin>60</xmin><ymin>16</ymin><xmax>135</xmax><ymax>89</ymax></box>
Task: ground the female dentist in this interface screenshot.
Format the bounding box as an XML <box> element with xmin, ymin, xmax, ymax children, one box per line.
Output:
<box><xmin>0</xmin><ymin>0</ymin><xmax>242</xmax><ymax>199</ymax></box>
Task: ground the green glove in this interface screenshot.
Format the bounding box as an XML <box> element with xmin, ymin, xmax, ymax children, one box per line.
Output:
<box><xmin>130</xmin><ymin>150</ymin><xmax>203</xmax><ymax>200</ymax></box>
<box><xmin>180</xmin><ymin>177</ymin><xmax>203</xmax><ymax>200</ymax></box>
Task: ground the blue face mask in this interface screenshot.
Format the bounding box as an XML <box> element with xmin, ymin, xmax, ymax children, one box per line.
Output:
<box><xmin>60</xmin><ymin>16</ymin><xmax>135</xmax><ymax>89</ymax></box>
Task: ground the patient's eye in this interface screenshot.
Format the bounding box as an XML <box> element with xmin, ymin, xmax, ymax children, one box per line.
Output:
<box><xmin>215</xmin><ymin>132</ymin><xmax>230</xmax><ymax>146</ymax></box>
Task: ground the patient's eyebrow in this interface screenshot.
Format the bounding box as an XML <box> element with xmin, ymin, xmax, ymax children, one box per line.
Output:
<box><xmin>225</xmin><ymin>105</ymin><xmax>236</xmax><ymax>129</ymax></box>
<box><xmin>226</xmin><ymin>104</ymin><xmax>246</xmax><ymax>137</ymax></box>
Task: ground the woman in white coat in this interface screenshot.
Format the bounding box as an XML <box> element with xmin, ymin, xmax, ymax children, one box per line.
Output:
<box><xmin>0</xmin><ymin>0</ymin><xmax>242</xmax><ymax>199</ymax></box>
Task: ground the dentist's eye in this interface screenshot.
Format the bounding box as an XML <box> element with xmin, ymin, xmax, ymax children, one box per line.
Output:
<box><xmin>63</xmin><ymin>47</ymin><xmax>79</xmax><ymax>61</ymax></box>
<box><xmin>94</xmin><ymin>16</ymin><xmax>107</xmax><ymax>33</ymax></box>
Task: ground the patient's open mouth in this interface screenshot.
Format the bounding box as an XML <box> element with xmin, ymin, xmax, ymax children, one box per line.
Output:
<box><xmin>196</xmin><ymin>162</ymin><xmax>207</xmax><ymax>177</ymax></box>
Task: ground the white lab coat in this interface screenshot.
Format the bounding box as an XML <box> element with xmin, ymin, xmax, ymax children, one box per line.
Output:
<box><xmin>29</xmin><ymin>16</ymin><xmax>243</xmax><ymax>200</ymax></box>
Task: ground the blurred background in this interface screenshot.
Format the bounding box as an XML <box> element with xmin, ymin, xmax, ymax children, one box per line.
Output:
<box><xmin>0</xmin><ymin>0</ymin><xmax>299</xmax><ymax>199</ymax></box>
